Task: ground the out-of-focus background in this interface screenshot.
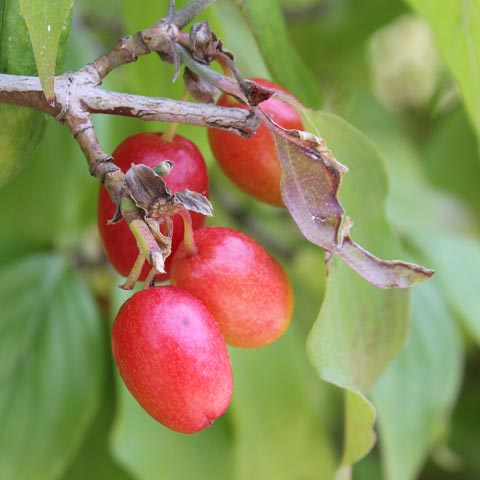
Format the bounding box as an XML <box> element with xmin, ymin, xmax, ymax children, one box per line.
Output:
<box><xmin>0</xmin><ymin>1</ymin><xmax>479</xmax><ymax>479</ymax></box>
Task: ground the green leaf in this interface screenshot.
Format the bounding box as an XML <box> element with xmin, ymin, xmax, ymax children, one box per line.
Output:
<box><xmin>0</xmin><ymin>0</ymin><xmax>46</xmax><ymax>186</ymax></box>
<box><xmin>405</xmin><ymin>0</ymin><xmax>480</xmax><ymax>145</ymax></box>
<box><xmin>372</xmin><ymin>281</ymin><xmax>463</xmax><ymax>480</ymax></box>
<box><xmin>0</xmin><ymin>104</ymin><xmax>46</xmax><ymax>187</ymax></box>
<box><xmin>62</xmin><ymin>364</ymin><xmax>133</xmax><ymax>480</ymax></box>
<box><xmin>234</xmin><ymin>0</ymin><xmax>322</xmax><ymax>106</ymax></box>
<box><xmin>411</xmin><ymin>230</ymin><xmax>480</xmax><ymax>345</ymax></box>
<box><xmin>19</xmin><ymin>0</ymin><xmax>73</xmax><ymax>102</ymax></box>
<box><xmin>211</xmin><ymin>1</ymin><xmax>270</xmax><ymax>79</ymax></box>
<box><xmin>305</xmin><ymin>112</ymin><xmax>414</xmax><ymax>466</ymax></box>
<box><xmin>0</xmin><ymin>0</ymin><xmax>37</xmax><ymax>74</ymax></box>
<box><xmin>343</xmin><ymin>391</ymin><xmax>376</xmax><ymax>466</ymax></box>
<box><xmin>228</xmin><ymin>330</ymin><xmax>336</xmax><ymax>479</ymax></box>
<box><xmin>0</xmin><ymin>0</ymin><xmax>71</xmax><ymax>186</ymax></box>
<box><xmin>423</xmin><ymin>107</ymin><xmax>480</xmax><ymax>214</ymax></box>
<box><xmin>308</xmin><ymin>257</ymin><xmax>409</xmax><ymax>466</ymax></box>
<box><xmin>0</xmin><ymin>253</ymin><xmax>104</xmax><ymax>480</ymax></box>
<box><xmin>0</xmin><ymin>119</ymin><xmax>98</xmax><ymax>265</ymax></box>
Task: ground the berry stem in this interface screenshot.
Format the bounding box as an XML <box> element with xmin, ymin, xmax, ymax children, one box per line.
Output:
<box><xmin>161</xmin><ymin>90</ymin><xmax>191</xmax><ymax>142</ymax></box>
<box><xmin>143</xmin><ymin>267</ymin><xmax>159</xmax><ymax>288</ymax></box>
<box><xmin>120</xmin><ymin>252</ymin><xmax>147</xmax><ymax>290</ymax></box>
<box><xmin>177</xmin><ymin>207</ymin><xmax>198</xmax><ymax>257</ymax></box>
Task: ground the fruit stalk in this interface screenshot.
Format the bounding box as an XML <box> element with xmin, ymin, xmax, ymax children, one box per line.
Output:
<box><xmin>176</xmin><ymin>207</ymin><xmax>199</xmax><ymax>257</ymax></box>
<box><xmin>120</xmin><ymin>197</ymin><xmax>167</xmax><ymax>285</ymax></box>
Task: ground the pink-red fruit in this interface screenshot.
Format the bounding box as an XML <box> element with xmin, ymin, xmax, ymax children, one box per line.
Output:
<box><xmin>170</xmin><ymin>227</ymin><xmax>294</xmax><ymax>348</ymax></box>
<box><xmin>111</xmin><ymin>286</ymin><xmax>233</xmax><ymax>434</ymax></box>
<box><xmin>98</xmin><ymin>132</ymin><xmax>208</xmax><ymax>281</ymax></box>
<box><xmin>208</xmin><ymin>78</ymin><xmax>303</xmax><ymax>206</ymax></box>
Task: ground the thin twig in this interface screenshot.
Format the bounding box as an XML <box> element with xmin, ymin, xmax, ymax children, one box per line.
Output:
<box><xmin>173</xmin><ymin>0</ymin><xmax>217</xmax><ymax>28</ymax></box>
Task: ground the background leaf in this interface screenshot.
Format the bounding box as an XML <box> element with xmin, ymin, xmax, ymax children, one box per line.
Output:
<box><xmin>228</xmin><ymin>330</ymin><xmax>337</xmax><ymax>480</ymax></box>
<box><xmin>62</xmin><ymin>362</ymin><xmax>133</xmax><ymax>480</ymax></box>
<box><xmin>0</xmin><ymin>119</ymin><xmax>98</xmax><ymax>265</ymax></box>
<box><xmin>372</xmin><ymin>280</ymin><xmax>463</xmax><ymax>480</ymax></box>
<box><xmin>0</xmin><ymin>253</ymin><xmax>104</xmax><ymax>480</ymax></box>
<box><xmin>19</xmin><ymin>0</ymin><xmax>73</xmax><ymax>101</ymax></box>
<box><xmin>0</xmin><ymin>104</ymin><xmax>46</xmax><ymax>188</ymax></box>
<box><xmin>411</xmin><ymin>231</ymin><xmax>480</xmax><ymax>345</ymax></box>
<box><xmin>405</xmin><ymin>0</ymin><xmax>480</xmax><ymax>146</ymax></box>
<box><xmin>233</xmin><ymin>0</ymin><xmax>322</xmax><ymax>107</ymax></box>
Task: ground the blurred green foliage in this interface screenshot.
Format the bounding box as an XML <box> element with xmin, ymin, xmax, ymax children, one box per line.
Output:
<box><xmin>0</xmin><ymin>1</ymin><xmax>479</xmax><ymax>479</ymax></box>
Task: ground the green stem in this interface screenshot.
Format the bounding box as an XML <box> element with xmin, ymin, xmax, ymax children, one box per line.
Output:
<box><xmin>161</xmin><ymin>91</ymin><xmax>191</xmax><ymax>142</ymax></box>
<box><xmin>143</xmin><ymin>267</ymin><xmax>159</xmax><ymax>288</ymax></box>
<box><xmin>177</xmin><ymin>207</ymin><xmax>198</xmax><ymax>256</ymax></box>
<box><xmin>161</xmin><ymin>121</ymin><xmax>179</xmax><ymax>143</ymax></box>
<box><xmin>120</xmin><ymin>252</ymin><xmax>146</xmax><ymax>290</ymax></box>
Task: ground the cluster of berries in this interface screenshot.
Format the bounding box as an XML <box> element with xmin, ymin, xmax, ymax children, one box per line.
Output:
<box><xmin>98</xmin><ymin>79</ymin><xmax>303</xmax><ymax>433</ymax></box>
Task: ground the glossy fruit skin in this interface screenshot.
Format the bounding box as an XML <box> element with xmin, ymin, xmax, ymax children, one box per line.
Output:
<box><xmin>111</xmin><ymin>285</ymin><xmax>233</xmax><ymax>434</ymax></box>
<box><xmin>170</xmin><ymin>227</ymin><xmax>294</xmax><ymax>348</ymax></box>
<box><xmin>97</xmin><ymin>132</ymin><xmax>208</xmax><ymax>281</ymax></box>
<box><xmin>208</xmin><ymin>78</ymin><xmax>303</xmax><ymax>206</ymax></box>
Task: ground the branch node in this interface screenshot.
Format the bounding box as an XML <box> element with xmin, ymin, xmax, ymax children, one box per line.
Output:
<box><xmin>72</xmin><ymin>123</ymin><xmax>94</xmax><ymax>139</ymax></box>
<box><xmin>92</xmin><ymin>155</ymin><xmax>117</xmax><ymax>182</ymax></box>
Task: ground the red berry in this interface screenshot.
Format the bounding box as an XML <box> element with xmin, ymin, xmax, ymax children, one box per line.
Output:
<box><xmin>207</xmin><ymin>78</ymin><xmax>303</xmax><ymax>206</ymax></box>
<box><xmin>111</xmin><ymin>285</ymin><xmax>233</xmax><ymax>434</ymax></box>
<box><xmin>170</xmin><ymin>226</ymin><xmax>294</xmax><ymax>348</ymax></box>
<box><xmin>97</xmin><ymin>132</ymin><xmax>208</xmax><ymax>281</ymax></box>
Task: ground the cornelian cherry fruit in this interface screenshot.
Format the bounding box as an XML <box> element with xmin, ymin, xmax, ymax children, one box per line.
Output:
<box><xmin>97</xmin><ymin>132</ymin><xmax>208</xmax><ymax>281</ymax></box>
<box><xmin>170</xmin><ymin>226</ymin><xmax>294</xmax><ymax>348</ymax></box>
<box><xmin>111</xmin><ymin>285</ymin><xmax>233</xmax><ymax>434</ymax></box>
<box><xmin>207</xmin><ymin>78</ymin><xmax>303</xmax><ymax>206</ymax></box>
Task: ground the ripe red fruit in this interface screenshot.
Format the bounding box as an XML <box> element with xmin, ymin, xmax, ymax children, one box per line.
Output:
<box><xmin>207</xmin><ymin>78</ymin><xmax>303</xmax><ymax>206</ymax></box>
<box><xmin>170</xmin><ymin>226</ymin><xmax>294</xmax><ymax>348</ymax></box>
<box><xmin>97</xmin><ymin>132</ymin><xmax>208</xmax><ymax>281</ymax></box>
<box><xmin>111</xmin><ymin>285</ymin><xmax>233</xmax><ymax>434</ymax></box>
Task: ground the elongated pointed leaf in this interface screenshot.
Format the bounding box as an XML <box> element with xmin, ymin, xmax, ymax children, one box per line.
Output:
<box><xmin>0</xmin><ymin>0</ymin><xmax>71</xmax><ymax>186</ymax></box>
<box><xmin>0</xmin><ymin>0</ymin><xmax>45</xmax><ymax>186</ymax></box>
<box><xmin>0</xmin><ymin>253</ymin><xmax>104</xmax><ymax>480</ymax></box>
<box><xmin>19</xmin><ymin>0</ymin><xmax>72</xmax><ymax>102</ymax></box>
